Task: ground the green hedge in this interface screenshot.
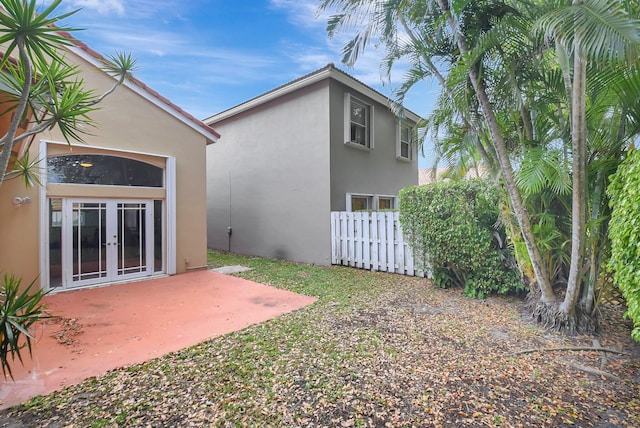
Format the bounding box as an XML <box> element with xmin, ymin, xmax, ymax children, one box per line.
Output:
<box><xmin>400</xmin><ymin>179</ymin><xmax>523</xmax><ymax>299</ymax></box>
<box><xmin>608</xmin><ymin>149</ymin><xmax>640</xmax><ymax>342</ymax></box>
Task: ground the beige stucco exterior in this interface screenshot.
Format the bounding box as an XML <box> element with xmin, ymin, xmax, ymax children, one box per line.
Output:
<box><xmin>0</xmin><ymin>40</ymin><xmax>219</xmax><ymax>292</ymax></box>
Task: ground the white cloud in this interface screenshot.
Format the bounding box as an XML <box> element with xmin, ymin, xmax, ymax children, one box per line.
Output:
<box><xmin>294</xmin><ymin>52</ymin><xmax>334</xmax><ymax>70</ymax></box>
<box><xmin>67</xmin><ymin>0</ymin><xmax>126</xmax><ymax>16</ymax></box>
<box><xmin>269</xmin><ymin>0</ymin><xmax>326</xmax><ymax>29</ymax></box>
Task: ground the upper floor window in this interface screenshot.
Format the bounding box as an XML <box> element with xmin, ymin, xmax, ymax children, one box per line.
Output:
<box><xmin>344</xmin><ymin>93</ymin><xmax>374</xmax><ymax>149</ymax></box>
<box><xmin>47</xmin><ymin>154</ymin><xmax>164</xmax><ymax>187</ymax></box>
<box><xmin>397</xmin><ymin>122</ymin><xmax>413</xmax><ymax>161</ymax></box>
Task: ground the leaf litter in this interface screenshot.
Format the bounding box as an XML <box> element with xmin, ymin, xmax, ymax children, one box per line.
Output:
<box><xmin>0</xmin><ymin>260</ymin><xmax>638</xmax><ymax>427</ymax></box>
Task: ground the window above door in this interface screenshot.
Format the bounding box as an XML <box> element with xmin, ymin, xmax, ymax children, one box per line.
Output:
<box><xmin>47</xmin><ymin>154</ymin><xmax>164</xmax><ymax>187</ymax></box>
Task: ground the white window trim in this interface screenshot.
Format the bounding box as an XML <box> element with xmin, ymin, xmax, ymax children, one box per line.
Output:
<box><xmin>346</xmin><ymin>193</ymin><xmax>373</xmax><ymax>211</ymax></box>
<box><xmin>39</xmin><ymin>140</ymin><xmax>177</xmax><ymax>290</ymax></box>
<box><xmin>344</xmin><ymin>92</ymin><xmax>374</xmax><ymax>150</ymax></box>
<box><xmin>396</xmin><ymin>120</ymin><xmax>413</xmax><ymax>162</ymax></box>
<box><xmin>39</xmin><ymin>140</ymin><xmax>49</xmax><ymax>291</ymax></box>
<box><xmin>166</xmin><ymin>156</ymin><xmax>177</xmax><ymax>275</ymax></box>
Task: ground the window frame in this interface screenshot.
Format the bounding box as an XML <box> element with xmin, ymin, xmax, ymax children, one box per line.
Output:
<box><xmin>346</xmin><ymin>193</ymin><xmax>397</xmax><ymax>212</ymax></box>
<box><xmin>377</xmin><ymin>195</ymin><xmax>397</xmax><ymax>210</ymax></box>
<box><xmin>47</xmin><ymin>154</ymin><xmax>165</xmax><ymax>187</ymax></box>
<box><xmin>344</xmin><ymin>93</ymin><xmax>375</xmax><ymax>150</ymax></box>
<box><xmin>396</xmin><ymin>121</ymin><xmax>414</xmax><ymax>161</ymax></box>
<box><xmin>347</xmin><ymin>194</ymin><xmax>373</xmax><ymax>212</ymax></box>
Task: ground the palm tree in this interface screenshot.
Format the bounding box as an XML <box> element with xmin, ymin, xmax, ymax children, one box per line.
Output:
<box><xmin>320</xmin><ymin>0</ymin><xmax>640</xmax><ymax>332</ymax></box>
<box><xmin>321</xmin><ymin>0</ymin><xmax>555</xmax><ymax>299</ymax></box>
<box><xmin>0</xmin><ymin>0</ymin><xmax>136</xmax><ymax>189</ymax></box>
<box><xmin>0</xmin><ymin>0</ymin><xmax>136</xmax><ymax>377</ymax></box>
<box><xmin>536</xmin><ymin>0</ymin><xmax>640</xmax><ymax>325</ymax></box>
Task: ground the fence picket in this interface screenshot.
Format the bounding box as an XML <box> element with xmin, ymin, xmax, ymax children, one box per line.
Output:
<box><xmin>378</xmin><ymin>214</ymin><xmax>387</xmax><ymax>272</ymax></box>
<box><xmin>394</xmin><ymin>212</ymin><xmax>405</xmax><ymax>274</ymax></box>
<box><xmin>370</xmin><ymin>212</ymin><xmax>379</xmax><ymax>271</ymax></box>
<box><xmin>347</xmin><ymin>215</ymin><xmax>356</xmax><ymax>267</ymax></box>
<box><xmin>385</xmin><ymin>212</ymin><xmax>395</xmax><ymax>273</ymax></box>
<box><xmin>354</xmin><ymin>212</ymin><xmax>363</xmax><ymax>268</ymax></box>
<box><xmin>363</xmin><ymin>214</ymin><xmax>370</xmax><ymax>269</ymax></box>
<box><xmin>340</xmin><ymin>212</ymin><xmax>348</xmax><ymax>265</ymax></box>
<box><xmin>331</xmin><ymin>212</ymin><xmax>338</xmax><ymax>264</ymax></box>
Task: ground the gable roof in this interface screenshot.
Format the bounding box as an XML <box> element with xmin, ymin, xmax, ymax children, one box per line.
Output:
<box><xmin>204</xmin><ymin>63</ymin><xmax>422</xmax><ymax>125</ymax></box>
<box><xmin>58</xmin><ymin>33</ymin><xmax>220</xmax><ymax>144</ymax></box>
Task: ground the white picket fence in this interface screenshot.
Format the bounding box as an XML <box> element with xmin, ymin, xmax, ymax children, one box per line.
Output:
<box><xmin>330</xmin><ymin>211</ymin><xmax>425</xmax><ymax>277</ymax></box>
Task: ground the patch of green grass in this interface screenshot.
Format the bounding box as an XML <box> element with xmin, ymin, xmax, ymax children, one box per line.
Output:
<box><xmin>207</xmin><ymin>250</ymin><xmax>398</xmax><ymax>305</ymax></box>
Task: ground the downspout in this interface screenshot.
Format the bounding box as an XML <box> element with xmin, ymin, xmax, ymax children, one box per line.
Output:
<box><xmin>228</xmin><ymin>169</ymin><xmax>232</xmax><ymax>252</ymax></box>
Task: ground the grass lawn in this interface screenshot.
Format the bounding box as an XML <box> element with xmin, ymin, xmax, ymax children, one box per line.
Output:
<box><xmin>1</xmin><ymin>250</ymin><xmax>639</xmax><ymax>427</ymax></box>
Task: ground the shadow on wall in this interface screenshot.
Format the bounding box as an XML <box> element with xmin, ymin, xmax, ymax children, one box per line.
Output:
<box><xmin>273</xmin><ymin>248</ymin><xmax>288</xmax><ymax>261</ymax></box>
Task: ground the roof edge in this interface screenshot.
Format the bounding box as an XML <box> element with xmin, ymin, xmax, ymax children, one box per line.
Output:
<box><xmin>205</xmin><ymin>63</ymin><xmax>421</xmax><ymax>125</ymax></box>
<box><xmin>60</xmin><ymin>33</ymin><xmax>220</xmax><ymax>144</ymax></box>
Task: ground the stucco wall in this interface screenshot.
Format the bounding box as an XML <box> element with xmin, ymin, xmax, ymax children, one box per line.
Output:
<box><xmin>206</xmin><ymin>82</ymin><xmax>332</xmax><ymax>265</ymax></box>
<box><xmin>0</xmin><ymin>175</ymin><xmax>40</xmax><ymax>286</ymax></box>
<box><xmin>328</xmin><ymin>80</ymin><xmax>418</xmax><ymax>210</ymax></box>
<box><xmin>0</xmin><ymin>47</ymin><xmax>210</xmax><ymax>288</ymax></box>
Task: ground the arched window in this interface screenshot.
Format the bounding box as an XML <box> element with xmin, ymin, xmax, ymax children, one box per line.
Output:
<box><xmin>47</xmin><ymin>154</ymin><xmax>164</xmax><ymax>187</ymax></box>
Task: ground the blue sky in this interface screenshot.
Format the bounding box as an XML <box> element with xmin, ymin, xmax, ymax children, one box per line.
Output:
<box><xmin>52</xmin><ymin>0</ymin><xmax>438</xmax><ymax>166</ymax></box>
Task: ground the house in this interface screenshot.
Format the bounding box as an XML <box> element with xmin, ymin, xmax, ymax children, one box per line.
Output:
<box><xmin>0</xmin><ymin>35</ymin><xmax>220</xmax><ymax>292</ymax></box>
<box><xmin>204</xmin><ymin>63</ymin><xmax>420</xmax><ymax>266</ymax></box>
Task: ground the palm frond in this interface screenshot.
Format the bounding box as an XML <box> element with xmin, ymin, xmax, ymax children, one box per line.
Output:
<box><xmin>0</xmin><ymin>0</ymin><xmax>82</xmax><ymax>70</ymax></box>
<box><xmin>516</xmin><ymin>146</ymin><xmax>572</xmax><ymax>195</ymax></box>
<box><xmin>535</xmin><ymin>0</ymin><xmax>640</xmax><ymax>62</ymax></box>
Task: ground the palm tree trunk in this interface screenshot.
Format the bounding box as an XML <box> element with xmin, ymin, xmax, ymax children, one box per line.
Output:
<box><xmin>471</xmin><ymin>68</ymin><xmax>556</xmax><ymax>303</ymax></box>
<box><xmin>399</xmin><ymin>15</ymin><xmax>498</xmax><ymax>174</ymax></box>
<box><xmin>560</xmin><ymin>8</ymin><xmax>588</xmax><ymax>318</ymax></box>
<box><xmin>436</xmin><ymin>0</ymin><xmax>556</xmax><ymax>302</ymax></box>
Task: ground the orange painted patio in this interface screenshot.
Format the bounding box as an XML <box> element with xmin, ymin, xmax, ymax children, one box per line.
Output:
<box><xmin>0</xmin><ymin>270</ymin><xmax>317</xmax><ymax>409</ymax></box>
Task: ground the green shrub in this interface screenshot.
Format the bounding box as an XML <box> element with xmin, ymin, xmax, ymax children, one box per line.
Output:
<box><xmin>400</xmin><ymin>179</ymin><xmax>523</xmax><ymax>299</ymax></box>
<box><xmin>608</xmin><ymin>149</ymin><xmax>640</xmax><ymax>342</ymax></box>
<box><xmin>1</xmin><ymin>274</ymin><xmax>48</xmax><ymax>379</ymax></box>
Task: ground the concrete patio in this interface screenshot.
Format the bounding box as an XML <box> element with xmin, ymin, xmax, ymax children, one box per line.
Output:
<box><xmin>0</xmin><ymin>270</ymin><xmax>316</xmax><ymax>409</ymax></box>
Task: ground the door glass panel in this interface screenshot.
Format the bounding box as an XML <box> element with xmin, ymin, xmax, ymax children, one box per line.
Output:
<box><xmin>49</xmin><ymin>198</ymin><xmax>63</xmax><ymax>288</ymax></box>
<box><xmin>117</xmin><ymin>203</ymin><xmax>147</xmax><ymax>275</ymax></box>
<box><xmin>57</xmin><ymin>199</ymin><xmax>157</xmax><ymax>289</ymax></box>
<box><xmin>72</xmin><ymin>202</ymin><xmax>107</xmax><ymax>283</ymax></box>
<box><xmin>154</xmin><ymin>200</ymin><xmax>163</xmax><ymax>272</ymax></box>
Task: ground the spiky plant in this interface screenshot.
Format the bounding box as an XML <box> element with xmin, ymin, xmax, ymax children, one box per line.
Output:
<box><xmin>0</xmin><ymin>274</ymin><xmax>48</xmax><ymax>379</ymax></box>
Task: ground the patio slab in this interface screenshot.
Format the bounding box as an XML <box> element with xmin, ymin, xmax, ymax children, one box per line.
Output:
<box><xmin>210</xmin><ymin>265</ymin><xmax>252</xmax><ymax>274</ymax></box>
<box><xmin>0</xmin><ymin>270</ymin><xmax>316</xmax><ymax>409</ymax></box>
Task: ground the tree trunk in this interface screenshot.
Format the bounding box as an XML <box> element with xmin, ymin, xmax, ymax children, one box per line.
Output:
<box><xmin>560</xmin><ymin>9</ymin><xmax>588</xmax><ymax>321</ymax></box>
<box><xmin>0</xmin><ymin>37</ymin><xmax>33</xmax><ymax>190</ymax></box>
<box><xmin>436</xmin><ymin>0</ymin><xmax>556</xmax><ymax>302</ymax></box>
<box><xmin>470</xmin><ymin>68</ymin><xmax>555</xmax><ymax>303</ymax></box>
<box><xmin>399</xmin><ymin>16</ymin><xmax>498</xmax><ymax>174</ymax></box>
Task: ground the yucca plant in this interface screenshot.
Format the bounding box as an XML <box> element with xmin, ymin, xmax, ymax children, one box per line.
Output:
<box><xmin>0</xmin><ymin>0</ymin><xmax>137</xmax><ymax>190</ymax></box>
<box><xmin>0</xmin><ymin>274</ymin><xmax>48</xmax><ymax>379</ymax></box>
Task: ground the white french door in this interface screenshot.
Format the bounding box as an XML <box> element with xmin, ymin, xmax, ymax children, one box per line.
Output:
<box><xmin>61</xmin><ymin>199</ymin><xmax>154</xmax><ymax>289</ymax></box>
